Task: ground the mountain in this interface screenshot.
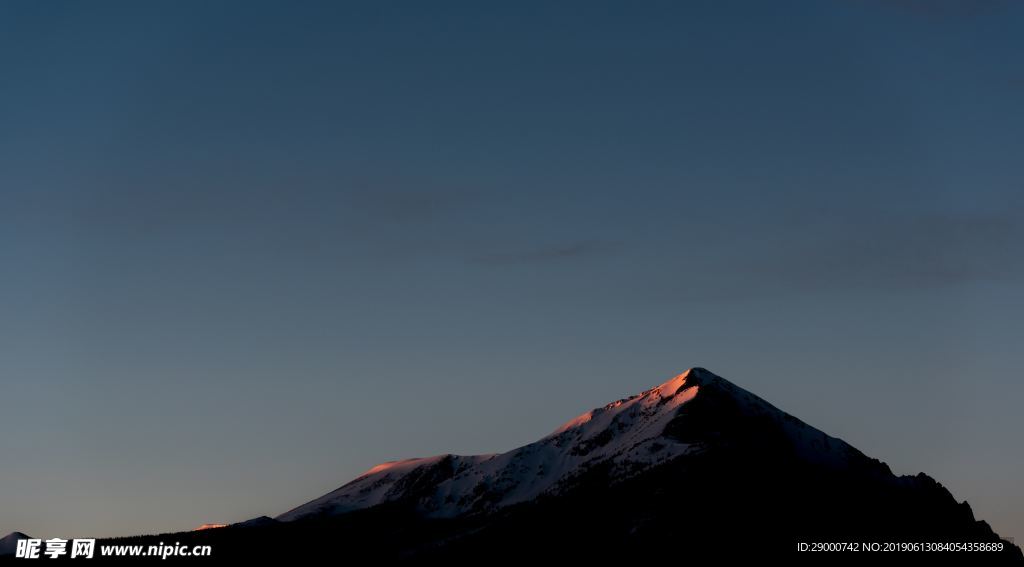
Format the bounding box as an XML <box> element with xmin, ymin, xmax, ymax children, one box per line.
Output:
<box><xmin>279</xmin><ymin>368</ymin><xmax>859</xmax><ymax>521</ymax></box>
<box><xmin>0</xmin><ymin>532</ymin><xmax>30</xmax><ymax>556</ymax></box>
<box><xmin>267</xmin><ymin>368</ymin><xmax>1019</xmax><ymax>560</ymax></box>
<box><xmin>86</xmin><ymin>367</ymin><xmax>1021</xmax><ymax>561</ymax></box>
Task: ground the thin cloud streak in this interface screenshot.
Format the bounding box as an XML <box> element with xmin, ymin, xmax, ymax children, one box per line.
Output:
<box><xmin>655</xmin><ymin>209</ymin><xmax>1024</xmax><ymax>302</ymax></box>
<box><xmin>470</xmin><ymin>240</ymin><xmax>618</xmax><ymax>266</ymax></box>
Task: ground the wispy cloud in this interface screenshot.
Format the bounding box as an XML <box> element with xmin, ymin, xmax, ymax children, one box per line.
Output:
<box><xmin>470</xmin><ymin>240</ymin><xmax>617</xmax><ymax>266</ymax></box>
<box><xmin>775</xmin><ymin>210</ymin><xmax>1022</xmax><ymax>290</ymax></box>
<box><xmin>662</xmin><ymin>208</ymin><xmax>1024</xmax><ymax>302</ymax></box>
<box><xmin>790</xmin><ymin>209</ymin><xmax>1015</xmax><ymax>284</ymax></box>
<box><xmin>864</xmin><ymin>0</ymin><xmax>1009</xmax><ymax>20</ymax></box>
<box><xmin>347</xmin><ymin>188</ymin><xmax>475</xmax><ymax>224</ymax></box>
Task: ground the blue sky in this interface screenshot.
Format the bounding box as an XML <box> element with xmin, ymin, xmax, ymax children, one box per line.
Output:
<box><xmin>2</xmin><ymin>0</ymin><xmax>1022</xmax><ymax>541</ymax></box>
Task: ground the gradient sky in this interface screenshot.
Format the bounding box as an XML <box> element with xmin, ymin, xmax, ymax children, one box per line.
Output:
<box><xmin>2</xmin><ymin>0</ymin><xmax>1023</xmax><ymax>543</ymax></box>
